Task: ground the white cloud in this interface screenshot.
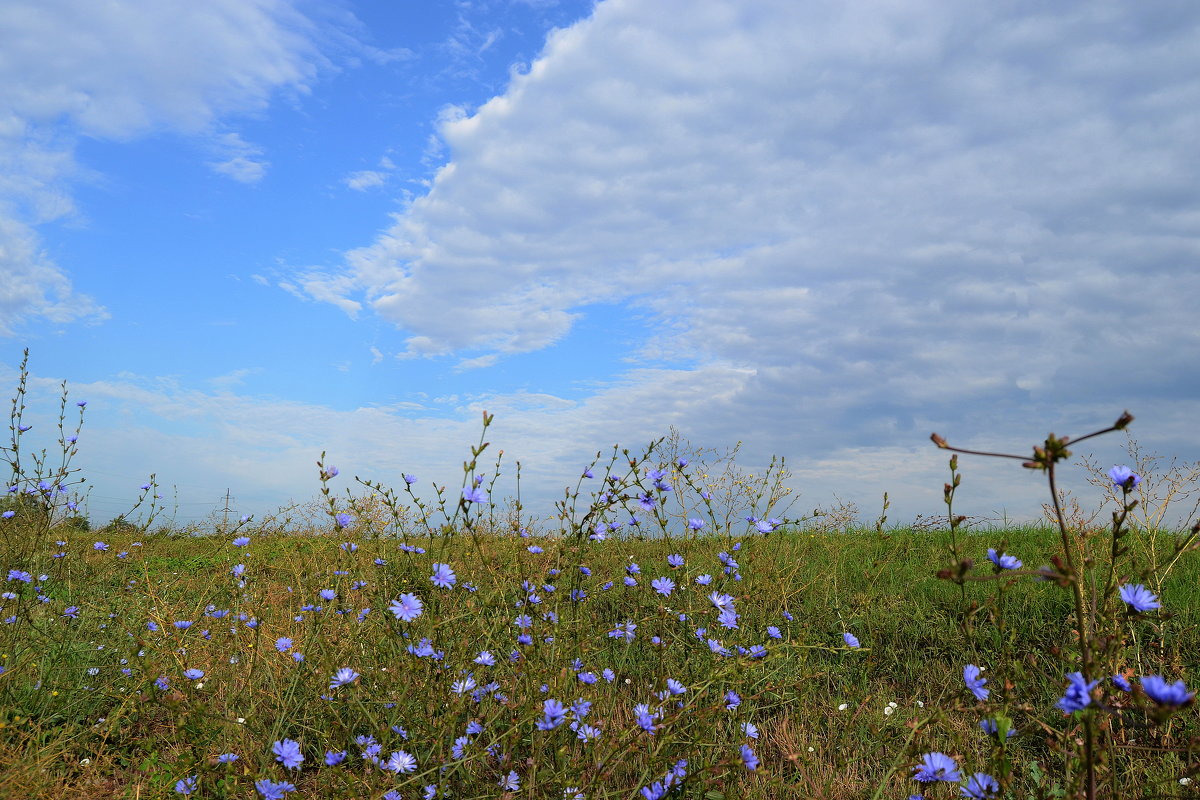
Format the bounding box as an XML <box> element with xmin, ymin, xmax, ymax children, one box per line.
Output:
<box><xmin>209</xmin><ymin>132</ymin><xmax>270</xmax><ymax>183</ymax></box>
<box><xmin>0</xmin><ymin>0</ymin><xmax>329</xmax><ymax>334</ymax></box>
<box><xmin>345</xmin><ymin>170</ymin><xmax>387</xmax><ymax>191</ymax></box>
<box><xmin>0</xmin><ymin>217</ymin><xmax>107</xmax><ymax>334</ymax></box>
<box><xmin>295</xmin><ymin>0</ymin><xmax>1200</xmax><ymax>520</ymax></box>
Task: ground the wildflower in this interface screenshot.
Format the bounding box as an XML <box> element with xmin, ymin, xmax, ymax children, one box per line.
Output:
<box><xmin>389</xmin><ymin>592</ymin><xmax>424</xmax><ymax>622</ymax></box>
<box><xmin>217</xmin><ymin>753</ymin><xmax>239</xmax><ymax>763</ymax></box>
<box><xmin>430</xmin><ymin>563</ymin><xmax>456</xmax><ymax>589</ymax></box>
<box><xmin>272</xmin><ymin>738</ymin><xmax>304</xmax><ymax>769</ymax></box>
<box><xmin>1141</xmin><ymin>675</ymin><xmax>1195</xmax><ymax>707</ymax></box>
<box><xmin>383</xmin><ymin>750</ymin><xmax>417</xmax><ymax>773</ymax></box>
<box><xmin>651</xmin><ymin>577</ymin><xmax>675</xmax><ymax>597</ymax></box>
<box><xmin>725</xmin><ymin>690</ymin><xmax>741</xmax><ymax>710</ymax></box>
<box><xmin>1</xmin><ymin>511</ymin><xmax>13</xmax><ymax>519</ymax></box>
<box><xmin>254</xmin><ymin>779</ymin><xmax>296</xmax><ymax>799</ymax></box>
<box><xmin>740</xmin><ymin>744</ymin><xmax>758</xmax><ymax>770</ymax></box>
<box><xmin>912</xmin><ymin>752</ymin><xmax>961</xmax><ymax>783</ymax></box>
<box><xmin>499</xmin><ymin>770</ymin><xmax>520</xmax><ymax>790</ymax></box>
<box><xmin>695</xmin><ymin>574</ymin><xmax>712</xmax><ymax>585</ymax></box>
<box><xmin>1119</xmin><ymin>583</ymin><xmax>1161</xmax><ymax>613</ymax></box>
<box><xmin>574</xmin><ymin>723</ymin><xmax>601</xmax><ymax>742</ymax></box>
<box><xmin>324</xmin><ymin>750</ymin><xmax>347</xmax><ymax>766</ymax></box>
<box><xmin>963</xmin><ymin>665</ymin><xmax>989</xmax><ymax>701</ymax></box>
<box><xmin>667</xmin><ymin>553</ymin><xmax>684</xmax><ymax>567</ymax></box>
<box><xmin>474</xmin><ymin>650</ymin><xmax>496</xmax><ymax>666</ymax></box>
<box><xmin>1112</xmin><ymin>673</ymin><xmax>1132</xmax><ymax>692</ymax></box>
<box><xmin>986</xmin><ymin>548</ymin><xmax>1022</xmax><ymax>570</ymax></box>
<box><xmin>634</xmin><ymin>704</ymin><xmax>659</xmax><ymax>734</ymax></box>
<box><xmin>1109</xmin><ymin>465</ymin><xmax>1141</xmax><ymax>490</ymax></box>
<box><xmin>961</xmin><ymin>773</ymin><xmax>1000</xmax><ymax>799</ymax></box>
<box><xmin>174</xmin><ymin>620</ymin><xmax>193</xmax><ymax>630</ymax></box>
<box><xmin>451</xmin><ymin>676</ymin><xmax>477</xmax><ymax>694</ymax></box>
<box><xmin>1056</xmin><ymin>672</ymin><xmax>1099</xmax><ymax>713</ymax></box>
<box><xmin>183</xmin><ymin>669</ymin><xmax>204</xmax><ymax>680</ymax></box>
<box><xmin>330</xmin><ymin>667</ymin><xmax>359</xmax><ymax>689</ymax></box>
<box><xmin>563</xmin><ymin>788</ymin><xmax>585</xmax><ymax>800</ymax></box>
<box><xmin>537</xmin><ymin>699</ymin><xmax>567</xmax><ymax>730</ymax></box>
<box><xmin>7</xmin><ymin>570</ymin><xmax>32</xmax><ymax>583</ymax></box>
<box><xmin>743</xmin><ymin>722</ymin><xmax>759</xmax><ymax>739</ymax></box>
<box><xmin>640</xmin><ymin>781</ymin><xmax>668</xmax><ymax>800</ymax></box>
<box><xmin>527</xmin><ymin>544</ymin><xmax>543</xmax><ymax>554</ymax></box>
<box><xmin>232</xmin><ymin>536</ymin><xmax>250</xmax><ymax>547</ymax></box>
<box><xmin>175</xmin><ymin>776</ymin><xmax>198</xmax><ymax>794</ymax></box>
<box><xmin>843</xmin><ymin>632</ymin><xmax>860</xmax><ymax>648</ymax></box>
<box><xmin>462</xmin><ymin>487</ymin><xmax>487</xmax><ymax>504</ymax></box>
<box><xmin>93</xmin><ymin>541</ymin><xmax>109</xmax><ymax>551</ymax></box>
<box><xmin>608</xmin><ymin>621</ymin><xmax>636</xmax><ymax>641</ymax></box>
<box><xmin>319</xmin><ymin>589</ymin><xmax>337</xmax><ymax>601</ymax></box>
<box><xmin>666</xmin><ymin>678</ymin><xmax>686</xmax><ymax>695</ymax></box>
<box><xmin>979</xmin><ymin>719</ymin><xmax>1016</xmax><ymax>738</ymax></box>
<box><xmin>155</xmin><ymin>676</ymin><xmax>170</xmax><ymax>691</ymax></box>
<box><xmin>403</xmin><ymin>473</ymin><xmax>418</xmax><ymax>484</ymax></box>
<box><xmin>687</xmin><ymin>518</ymin><xmax>704</xmax><ymax>530</ymax></box>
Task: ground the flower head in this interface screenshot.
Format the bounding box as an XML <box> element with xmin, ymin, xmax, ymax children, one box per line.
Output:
<box><xmin>329</xmin><ymin>667</ymin><xmax>360</xmax><ymax>689</ymax></box>
<box><xmin>740</xmin><ymin>744</ymin><xmax>758</xmax><ymax>771</ymax></box>
<box><xmin>986</xmin><ymin>548</ymin><xmax>1022</xmax><ymax>570</ymax></box>
<box><xmin>1141</xmin><ymin>675</ymin><xmax>1195</xmax><ymax>707</ymax></box>
<box><xmin>1056</xmin><ymin>671</ymin><xmax>1099</xmax><ymax>713</ymax></box>
<box><xmin>912</xmin><ymin>751</ymin><xmax>961</xmax><ymax>783</ymax></box>
<box><xmin>1119</xmin><ymin>583</ymin><xmax>1161</xmax><ymax>613</ymax></box>
<box><xmin>430</xmin><ymin>563</ymin><xmax>457</xmax><ymax>589</ymax></box>
<box><xmin>963</xmin><ymin>665</ymin><xmax>989</xmax><ymax>701</ymax></box>
<box><xmin>843</xmin><ymin>632</ymin><xmax>860</xmax><ymax>648</ymax></box>
<box><xmin>651</xmin><ymin>576</ymin><xmax>675</xmax><ymax>597</ymax></box>
<box><xmin>383</xmin><ymin>750</ymin><xmax>417</xmax><ymax>773</ymax></box>
<box><xmin>961</xmin><ymin>772</ymin><xmax>1000</xmax><ymax>799</ymax></box>
<box><xmin>389</xmin><ymin>592</ymin><xmax>424</xmax><ymax>622</ymax></box>
<box><xmin>1109</xmin><ymin>465</ymin><xmax>1141</xmax><ymax>490</ymax></box>
<box><xmin>254</xmin><ymin>779</ymin><xmax>296</xmax><ymax>799</ymax></box>
<box><xmin>272</xmin><ymin>739</ymin><xmax>304</xmax><ymax>769</ymax></box>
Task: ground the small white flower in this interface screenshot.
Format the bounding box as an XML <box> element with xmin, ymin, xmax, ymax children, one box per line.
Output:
<box><xmin>79</xmin><ymin>758</ymin><xmax>91</xmax><ymax>766</ymax></box>
<box><xmin>837</xmin><ymin>703</ymin><xmax>849</xmax><ymax>711</ymax></box>
<box><xmin>236</xmin><ymin>717</ymin><xmax>245</xmax><ymax>724</ymax></box>
<box><xmin>1181</xmin><ymin>777</ymin><xmax>1193</xmax><ymax>786</ymax></box>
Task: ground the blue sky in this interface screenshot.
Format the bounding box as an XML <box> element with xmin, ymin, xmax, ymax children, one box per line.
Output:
<box><xmin>3</xmin><ymin>0</ymin><xmax>1199</xmax><ymax>530</ymax></box>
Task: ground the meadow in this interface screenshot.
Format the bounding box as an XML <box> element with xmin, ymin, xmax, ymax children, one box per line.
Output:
<box><xmin>2</xmin><ymin>353</ymin><xmax>1198</xmax><ymax>799</ymax></box>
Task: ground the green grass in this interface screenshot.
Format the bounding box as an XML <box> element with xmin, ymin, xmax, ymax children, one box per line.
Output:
<box><xmin>1</xmin><ymin>521</ymin><xmax>1196</xmax><ymax>799</ymax></box>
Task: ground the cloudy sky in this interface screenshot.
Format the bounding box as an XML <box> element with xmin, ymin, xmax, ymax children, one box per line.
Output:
<box><xmin>3</xmin><ymin>0</ymin><xmax>1198</xmax><ymax>530</ymax></box>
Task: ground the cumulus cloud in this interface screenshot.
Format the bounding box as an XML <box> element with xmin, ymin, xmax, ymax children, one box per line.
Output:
<box><xmin>294</xmin><ymin>0</ymin><xmax>1200</xmax><ymax>519</ymax></box>
<box><xmin>0</xmin><ymin>0</ymin><xmax>327</xmax><ymax>334</ymax></box>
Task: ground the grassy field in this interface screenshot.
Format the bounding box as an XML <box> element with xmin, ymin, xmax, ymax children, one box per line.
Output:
<box><xmin>1</xmin><ymin>520</ymin><xmax>1196</xmax><ymax>800</ymax></box>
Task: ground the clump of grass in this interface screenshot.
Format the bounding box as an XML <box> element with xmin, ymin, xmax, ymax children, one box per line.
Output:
<box><xmin>1</xmin><ymin>352</ymin><xmax>1197</xmax><ymax>799</ymax></box>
